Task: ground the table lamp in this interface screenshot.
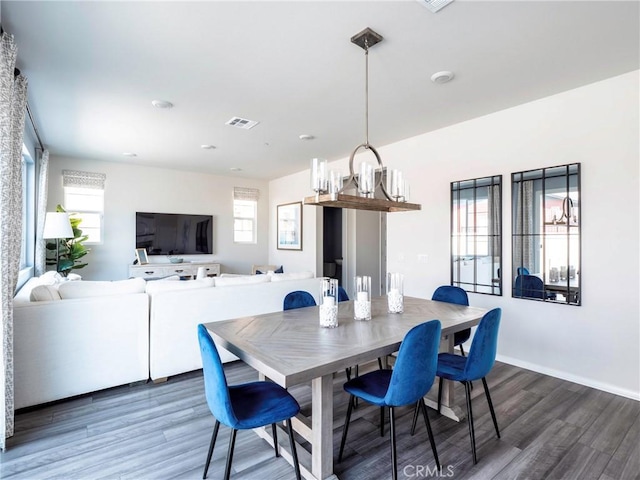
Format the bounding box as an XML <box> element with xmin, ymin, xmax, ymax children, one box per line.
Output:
<box><xmin>43</xmin><ymin>212</ymin><xmax>73</xmax><ymax>273</ymax></box>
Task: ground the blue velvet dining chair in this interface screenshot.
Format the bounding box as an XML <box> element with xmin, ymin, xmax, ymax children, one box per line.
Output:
<box><xmin>197</xmin><ymin>324</ymin><xmax>301</xmax><ymax>480</ymax></box>
<box><xmin>283</xmin><ymin>290</ymin><xmax>316</xmax><ymax>310</ymax></box>
<box><xmin>514</xmin><ymin>274</ymin><xmax>545</xmax><ymax>299</ymax></box>
<box><xmin>337</xmin><ymin>286</ymin><xmax>349</xmax><ymax>302</ymax></box>
<box><xmin>432</xmin><ymin>286</ymin><xmax>470</xmax><ymax>355</ymax></box>
<box><xmin>338</xmin><ymin>320</ymin><xmax>442</xmax><ymax>480</ymax></box>
<box><xmin>516</xmin><ymin>266</ymin><xmax>530</xmax><ymax>275</ymax></box>
<box><xmin>436</xmin><ymin>307</ymin><xmax>502</xmax><ymax>464</ymax></box>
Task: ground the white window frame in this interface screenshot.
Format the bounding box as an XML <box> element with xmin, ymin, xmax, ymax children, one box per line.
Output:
<box><xmin>233</xmin><ymin>187</ymin><xmax>259</xmax><ymax>244</ymax></box>
<box><xmin>18</xmin><ymin>145</ymin><xmax>36</xmax><ymax>289</ymax></box>
<box><xmin>62</xmin><ymin>170</ymin><xmax>106</xmax><ymax>244</ymax></box>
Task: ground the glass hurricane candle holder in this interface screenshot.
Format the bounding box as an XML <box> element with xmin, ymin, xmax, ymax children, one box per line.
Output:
<box><xmin>387</xmin><ymin>272</ymin><xmax>404</xmax><ymax>313</ymax></box>
<box><xmin>311</xmin><ymin>157</ymin><xmax>328</xmax><ymax>193</ymax></box>
<box><xmin>358</xmin><ymin>162</ymin><xmax>375</xmax><ymax>197</ymax></box>
<box><xmin>354</xmin><ymin>275</ymin><xmax>372</xmax><ymax>320</ymax></box>
<box><xmin>319</xmin><ymin>278</ymin><xmax>339</xmax><ymax>328</ymax></box>
<box><xmin>329</xmin><ymin>170</ymin><xmax>343</xmax><ymax>195</ymax></box>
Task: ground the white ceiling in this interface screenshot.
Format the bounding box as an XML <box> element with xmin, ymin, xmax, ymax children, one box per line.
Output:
<box><xmin>2</xmin><ymin>1</ymin><xmax>638</xmax><ymax>180</ymax></box>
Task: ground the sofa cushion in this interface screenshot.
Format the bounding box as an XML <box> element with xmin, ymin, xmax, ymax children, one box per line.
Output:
<box><xmin>29</xmin><ymin>285</ymin><xmax>62</xmax><ymax>302</ymax></box>
<box><xmin>59</xmin><ymin>278</ymin><xmax>147</xmax><ymax>299</ymax></box>
<box><xmin>214</xmin><ymin>274</ymin><xmax>271</xmax><ymax>287</ymax></box>
<box><xmin>146</xmin><ymin>277</ymin><xmax>214</xmax><ymax>295</ymax></box>
<box><xmin>270</xmin><ymin>271</ymin><xmax>314</xmax><ymax>282</ymax></box>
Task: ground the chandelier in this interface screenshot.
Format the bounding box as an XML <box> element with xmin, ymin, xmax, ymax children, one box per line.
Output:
<box><xmin>304</xmin><ymin>28</ymin><xmax>421</xmax><ymax>213</ymax></box>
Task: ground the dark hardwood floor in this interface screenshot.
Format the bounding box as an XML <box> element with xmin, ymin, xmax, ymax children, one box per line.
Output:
<box><xmin>1</xmin><ymin>361</ymin><xmax>638</xmax><ymax>479</ymax></box>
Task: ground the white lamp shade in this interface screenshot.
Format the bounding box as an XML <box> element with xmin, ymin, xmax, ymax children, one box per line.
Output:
<box><xmin>43</xmin><ymin>212</ymin><xmax>73</xmax><ymax>239</ymax></box>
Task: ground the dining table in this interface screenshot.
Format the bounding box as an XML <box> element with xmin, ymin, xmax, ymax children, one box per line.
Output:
<box><xmin>204</xmin><ymin>295</ymin><xmax>489</xmax><ymax>480</ymax></box>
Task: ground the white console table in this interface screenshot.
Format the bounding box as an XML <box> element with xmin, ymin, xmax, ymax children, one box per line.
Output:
<box><xmin>129</xmin><ymin>262</ymin><xmax>220</xmax><ymax>280</ymax></box>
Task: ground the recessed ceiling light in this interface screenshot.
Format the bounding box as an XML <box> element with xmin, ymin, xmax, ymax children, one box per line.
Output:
<box><xmin>299</xmin><ymin>134</ymin><xmax>314</xmax><ymax>141</ymax></box>
<box><xmin>122</xmin><ymin>152</ymin><xmax>137</xmax><ymax>157</ymax></box>
<box><xmin>201</xmin><ymin>145</ymin><xmax>216</xmax><ymax>150</ymax></box>
<box><xmin>230</xmin><ymin>167</ymin><xmax>242</xmax><ymax>172</ymax></box>
<box><xmin>151</xmin><ymin>100</ymin><xmax>174</xmax><ymax>109</ymax></box>
<box><xmin>430</xmin><ymin>71</ymin><xmax>455</xmax><ymax>84</ymax></box>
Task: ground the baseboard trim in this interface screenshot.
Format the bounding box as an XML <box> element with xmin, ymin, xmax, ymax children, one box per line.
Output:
<box><xmin>496</xmin><ymin>354</ymin><xmax>640</xmax><ymax>401</ymax></box>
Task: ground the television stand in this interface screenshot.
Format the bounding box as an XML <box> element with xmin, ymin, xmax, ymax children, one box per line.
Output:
<box><xmin>129</xmin><ymin>262</ymin><xmax>220</xmax><ymax>280</ymax></box>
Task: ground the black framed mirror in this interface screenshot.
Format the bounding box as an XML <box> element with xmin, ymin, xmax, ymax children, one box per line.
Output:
<box><xmin>451</xmin><ymin>175</ymin><xmax>502</xmax><ymax>295</ymax></box>
<box><xmin>512</xmin><ymin>163</ymin><xmax>581</xmax><ymax>305</ymax></box>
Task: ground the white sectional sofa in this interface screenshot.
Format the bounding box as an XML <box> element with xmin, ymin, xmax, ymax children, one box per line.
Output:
<box><xmin>13</xmin><ymin>277</ymin><xmax>150</xmax><ymax>409</ymax></box>
<box><xmin>148</xmin><ymin>273</ymin><xmax>322</xmax><ymax>381</ymax></box>
<box><xmin>12</xmin><ymin>272</ymin><xmax>322</xmax><ymax>408</ymax></box>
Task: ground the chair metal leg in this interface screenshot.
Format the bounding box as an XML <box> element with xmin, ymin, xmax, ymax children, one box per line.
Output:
<box><xmin>286</xmin><ymin>418</ymin><xmax>302</xmax><ymax>480</ymax></box>
<box><xmin>271</xmin><ymin>423</ymin><xmax>279</xmax><ymax>457</ymax></box>
<box><xmin>223</xmin><ymin>428</ymin><xmax>237</xmax><ymax>480</ymax></box>
<box><xmin>463</xmin><ymin>381</ymin><xmax>477</xmax><ymax>464</ymax></box>
<box><xmin>437</xmin><ymin>376</ymin><xmax>444</xmax><ymax>413</ymax></box>
<box><xmin>420</xmin><ymin>399</ymin><xmax>441</xmax><ymax>471</ymax></box>
<box><xmin>389</xmin><ymin>407</ymin><xmax>398</xmax><ymax>480</ymax></box>
<box><xmin>345</xmin><ymin>367</ymin><xmax>352</xmax><ymax>381</ymax></box>
<box><xmin>338</xmin><ymin>395</ymin><xmax>355</xmax><ymax>462</ymax></box>
<box><xmin>378</xmin><ymin>357</ymin><xmax>384</xmax><ymax>370</ymax></box>
<box><xmin>482</xmin><ymin>377</ymin><xmax>500</xmax><ymax>438</ymax></box>
<box><xmin>380</xmin><ymin>406</ymin><xmax>385</xmax><ymax>437</ymax></box>
<box><xmin>410</xmin><ymin>400</ymin><xmax>420</xmax><ymax>436</ymax></box>
<box><xmin>202</xmin><ymin>420</ymin><xmax>220</xmax><ymax>479</ymax></box>
<box><xmin>460</xmin><ymin>344</ymin><xmax>465</xmax><ymax>356</ymax></box>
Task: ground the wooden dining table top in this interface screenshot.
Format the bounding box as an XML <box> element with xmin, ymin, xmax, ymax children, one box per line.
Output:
<box><xmin>205</xmin><ymin>295</ymin><xmax>488</xmax><ymax>388</ymax></box>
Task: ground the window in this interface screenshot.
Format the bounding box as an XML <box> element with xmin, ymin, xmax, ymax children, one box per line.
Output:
<box><xmin>233</xmin><ymin>187</ymin><xmax>259</xmax><ymax>244</ymax></box>
<box><xmin>451</xmin><ymin>175</ymin><xmax>502</xmax><ymax>296</ymax></box>
<box><xmin>20</xmin><ymin>145</ymin><xmax>35</xmax><ymax>273</ymax></box>
<box><xmin>62</xmin><ymin>170</ymin><xmax>106</xmax><ymax>244</ymax></box>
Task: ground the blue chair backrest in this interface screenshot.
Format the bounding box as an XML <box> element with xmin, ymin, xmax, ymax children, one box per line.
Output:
<box><xmin>283</xmin><ymin>290</ymin><xmax>316</xmax><ymax>310</ymax></box>
<box><xmin>432</xmin><ymin>285</ymin><xmax>469</xmax><ymax>306</ymax></box>
<box><xmin>384</xmin><ymin>320</ymin><xmax>442</xmax><ymax>406</ymax></box>
<box><xmin>517</xmin><ymin>266</ymin><xmax>530</xmax><ymax>276</ymax></box>
<box><xmin>338</xmin><ymin>286</ymin><xmax>349</xmax><ymax>302</ymax></box>
<box><xmin>464</xmin><ymin>308</ymin><xmax>501</xmax><ymax>381</ymax></box>
<box><xmin>197</xmin><ymin>324</ymin><xmax>237</xmax><ymax>427</ymax></box>
<box><xmin>514</xmin><ymin>274</ymin><xmax>544</xmax><ymax>299</ymax></box>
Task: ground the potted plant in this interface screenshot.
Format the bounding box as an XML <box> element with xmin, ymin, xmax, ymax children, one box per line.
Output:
<box><xmin>45</xmin><ymin>204</ymin><xmax>90</xmax><ymax>277</ymax></box>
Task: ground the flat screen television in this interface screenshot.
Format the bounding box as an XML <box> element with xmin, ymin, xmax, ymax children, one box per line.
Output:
<box><xmin>136</xmin><ymin>212</ymin><xmax>213</xmax><ymax>255</ymax></box>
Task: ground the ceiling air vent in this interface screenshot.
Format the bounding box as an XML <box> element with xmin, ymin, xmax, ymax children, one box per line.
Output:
<box><xmin>416</xmin><ymin>0</ymin><xmax>454</xmax><ymax>13</ymax></box>
<box><xmin>225</xmin><ymin>117</ymin><xmax>259</xmax><ymax>130</ymax></box>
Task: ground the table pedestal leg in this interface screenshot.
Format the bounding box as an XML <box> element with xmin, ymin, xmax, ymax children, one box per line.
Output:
<box><xmin>424</xmin><ymin>334</ymin><xmax>466</xmax><ymax>422</ymax></box>
<box><xmin>312</xmin><ymin>373</ymin><xmax>337</xmax><ymax>480</ymax></box>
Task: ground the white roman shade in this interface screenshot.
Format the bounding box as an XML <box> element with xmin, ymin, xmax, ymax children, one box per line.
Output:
<box><xmin>233</xmin><ymin>187</ymin><xmax>260</xmax><ymax>202</ymax></box>
<box><xmin>62</xmin><ymin>170</ymin><xmax>106</xmax><ymax>190</ymax></box>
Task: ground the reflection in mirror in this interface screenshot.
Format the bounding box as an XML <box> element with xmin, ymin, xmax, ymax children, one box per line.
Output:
<box><xmin>451</xmin><ymin>175</ymin><xmax>502</xmax><ymax>295</ymax></box>
<box><xmin>512</xmin><ymin>163</ymin><xmax>581</xmax><ymax>305</ymax></box>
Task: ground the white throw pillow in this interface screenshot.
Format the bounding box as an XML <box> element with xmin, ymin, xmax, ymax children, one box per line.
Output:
<box><xmin>270</xmin><ymin>271</ymin><xmax>314</xmax><ymax>282</ymax></box>
<box><xmin>146</xmin><ymin>277</ymin><xmax>214</xmax><ymax>295</ymax></box>
<box><xmin>29</xmin><ymin>285</ymin><xmax>62</xmax><ymax>302</ymax></box>
<box><xmin>214</xmin><ymin>274</ymin><xmax>271</xmax><ymax>287</ymax></box>
<box><xmin>58</xmin><ymin>278</ymin><xmax>146</xmax><ymax>299</ymax></box>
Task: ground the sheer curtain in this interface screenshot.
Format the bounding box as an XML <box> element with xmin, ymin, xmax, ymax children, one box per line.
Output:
<box><xmin>0</xmin><ymin>31</ymin><xmax>28</xmax><ymax>450</ymax></box>
<box><xmin>513</xmin><ymin>180</ymin><xmax>534</xmax><ymax>275</ymax></box>
<box><xmin>34</xmin><ymin>149</ymin><xmax>50</xmax><ymax>276</ymax></box>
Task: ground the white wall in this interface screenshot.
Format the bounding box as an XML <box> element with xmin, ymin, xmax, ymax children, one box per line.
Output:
<box><xmin>47</xmin><ymin>158</ymin><xmax>269</xmax><ymax>280</ymax></box>
<box><xmin>269</xmin><ymin>71</ymin><xmax>640</xmax><ymax>399</ymax></box>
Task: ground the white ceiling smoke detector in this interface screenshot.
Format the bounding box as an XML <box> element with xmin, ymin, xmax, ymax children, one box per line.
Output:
<box><xmin>416</xmin><ymin>0</ymin><xmax>454</xmax><ymax>14</ymax></box>
<box><xmin>431</xmin><ymin>71</ymin><xmax>455</xmax><ymax>84</ymax></box>
<box><xmin>226</xmin><ymin>117</ymin><xmax>259</xmax><ymax>130</ymax></box>
<box><xmin>200</xmin><ymin>145</ymin><xmax>216</xmax><ymax>150</ymax></box>
<box><xmin>299</xmin><ymin>134</ymin><xmax>314</xmax><ymax>140</ymax></box>
<box><xmin>122</xmin><ymin>152</ymin><xmax>137</xmax><ymax>157</ymax></box>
